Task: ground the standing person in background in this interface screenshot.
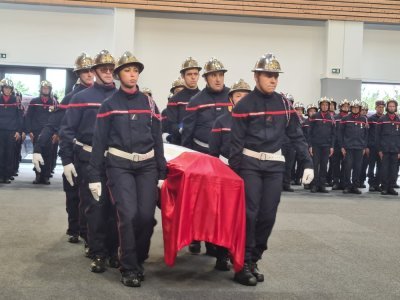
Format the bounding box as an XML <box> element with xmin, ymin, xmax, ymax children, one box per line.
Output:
<box><xmin>359</xmin><ymin>102</ymin><xmax>370</xmax><ymax>188</ymax></box>
<box><xmin>229</xmin><ymin>53</ymin><xmax>313</xmax><ymax>286</ymax></box>
<box><xmin>0</xmin><ymin>79</ymin><xmax>22</xmax><ymax>184</ymax></box>
<box><xmin>292</xmin><ymin>102</ymin><xmax>306</xmax><ymax>186</ymax></box>
<box><xmin>25</xmin><ymin>80</ymin><xmax>58</xmax><ymax>184</ymax></box>
<box><xmin>281</xmin><ymin>94</ymin><xmax>296</xmax><ymax>192</ymax></box>
<box><xmin>166</xmin><ymin>57</ymin><xmax>201</xmax><ymax>145</ymax></box>
<box><xmin>326</xmin><ymin>98</ymin><xmax>337</xmax><ymax>186</ymax></box>
<box><xmin>367</xmin><ymin>100</ymin><xmax>385</xmax><ymax>192</ymax></box>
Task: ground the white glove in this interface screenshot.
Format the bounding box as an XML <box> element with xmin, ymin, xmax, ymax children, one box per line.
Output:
<box><xmin>63</xmin><ymin>163</ymin><xmax>78</xmax><ymax>186</ymax></box>
<box><xmin>162</xmin><ymin>133</ymin><xmax>169</xmax><ymax>143</ymax></box>
<box><xmin>157</xmin><ymin>179</ymin><xmax>165</xmax><ymax>189</ymax></box>
<box><xmin>89</xmin><ymin>182</ymin><xmax>102</xmax><ymax>201</ymax></box>
<box><xmin>32</xmin><ymin>153</ymin><xmax>44</xmax><ymax>173</ymax></box>
<box><xmin>179</xmin><ymin>128</ymin><xmax>183</xmax><ymax>134</ymax></box>
<box><xmin>302</xmin><ymin>168</ymin><xmax>314</xmax><ymax>185</ymax></box>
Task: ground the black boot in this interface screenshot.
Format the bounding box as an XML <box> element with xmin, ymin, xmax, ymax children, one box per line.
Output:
<box><xmin>215</xmin><ymin>256</ymin><xmax>230</xmax><ymax>271</ymax></box>
<box><xmin>251</xmin><ymin>262</ymin><xmax>264</xmax><ymax>282</ymax></box>
<box><xmin>234</xmin><ymin>263</ymin><xmax>257</xmax><ymax>286</ymax></box>
<box><xmin>121</xmin><ymin>271</ymin><xmax>141</xmax><ymax>287</ymax></box>
<box><xmin>68</xmin><ymin>235</ymin><xmax>79</xmax><ymax>243</ymax></box>
<box><xmin>188</xmin><ymin>241</ymin><xmax>201</xmax><ymax>254</ymax></box>
<box><xmin>109</xmin><ymin>255</ymin><xmax>120</xmax><ymax>268</ymax></box>
<box><xmin>388</xmin><ymin>188</ymin><xmax>398</xmax><ymax>196</ymax></box>
<box><xmin>90</xmin><ymin>256</ymin><xmax>106</xmax><ymax>273</ymax></box>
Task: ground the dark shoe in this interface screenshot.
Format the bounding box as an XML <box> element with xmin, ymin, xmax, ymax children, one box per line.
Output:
<box><xmin>283</xmin><ymin>185</ymin><xmax>294</xmax><ymax>192</ymax></box>
<box><xmin>304</xmin><ymin>184</ymin><xmax>310</xmax><ymax>190</ymax></box>
<box><xmin>188</xmin><ymin>241</ymin><xmax>201</xmax><ymax>254</ymax></box>
<box><xmin>310</xmin><ymin>186</ymin><xmax>318</xmax><ymax>193</ymax></box>
<box><xmin>138</xmin><ymin>263</ymin><xmax>145</xmax><ymax>281</ymax></box>
<box><xmin>90</xmin><ymin>256</ymin><xmax>106</xmax><ymax>273</ymax></box>
<box><xmin>343</xmin><ymin>188</ymin><xmax>351</xmax><ymax>194</ymax></box>
<box><xmin>215</xmin><ymin>256</ymin><xmax>230</xmax><ymax>271</ymax></box>
<box><xmin>9</xmin><ymin>176</ymin><xmax>14</xmax><ymax>181</ymax></box>
<box><xmin>332</xmin><ymin>184</ymin><xmax>341</xmax><ymax>190</ymax></box>
<box><xmin>234</xmin><ymin>263</ymin><xmax>257</xmax><ymax>286</ymax></box>
<box><xmin>376</xmin><ymin>186</ymin><xmax>383</xmax><ymax>192</ymax></box>
<box><xmin>41</xmin><ymin>177</ymin><xmax>50</xmax><ymax>185</ymax></box>
<box><xmin>388</xmin><ymin>188</ymin><xmax>398</xmax><ymax>196</ymax></box>
<box><xmin>381</xmin><ymin>190</ymin><xmax>388</xmax><ymax>195</ymax></box>
<box><xmin>251</xmin><ymin>263</ymin><xmax>264</xmax><ymax>282</ymax></box>
<box><xmin>109</xmin><ymin>255</ymin><xmax>120</xmax><ymax>268</ymax></box>
<box><xmin>68</xmin><ymin>235</ymin><xmax>79</xmax><ymax>243</ymax></box>
<box><xmin>84</xmin><ymin>242</ymin><xmax>92</xmax><ymax>258</ymax></box>
<box><xmin>351</xmin><ymin>187</ymin><xmax>362</xmax><ymax>194</ymax></box>
<box><xmin>205</xmin><ymin>243</ymin><xmax>217</xmax><ymax>257</ymax></box>
<box><xmin>32</xmin><ymin>175</ymin><xmax>40</xmax><ymax>184</ymax></box>
<box><xmin>1</xmin><ymin>178</ymin><xmax>11</xmax><ymax>184</ymax></box>
<box><xmin>319</xmin><ymin>186</ymin><xmax>329</xmax><ymax>193</ymax></box>
<box><xmin>121</xmin><ymin>271</ymin><xmax>141</xmax><ymax>287</ymax></box>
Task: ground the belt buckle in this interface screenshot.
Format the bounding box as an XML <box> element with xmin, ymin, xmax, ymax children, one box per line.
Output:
<box><xmin>132</xmin><ymin>154</ymin><xmax>140</xmax><ymax>162</ymax></box>
<box><xmin>260</xmin><ymin>152</ymin><xmax>268</xmax><ymax>160</ymax></box>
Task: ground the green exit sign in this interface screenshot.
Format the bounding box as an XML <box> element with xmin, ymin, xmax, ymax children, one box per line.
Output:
<box><xmin>331</xmin><ymin>68</ymin><xmax>340</xmax><ymax>74</ymax></box>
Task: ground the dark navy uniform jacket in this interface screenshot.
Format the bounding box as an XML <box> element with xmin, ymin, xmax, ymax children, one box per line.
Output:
<box><xmin>25</xmin><ymin>96</ymin><xmax>59</xmax><ymax>134</ymax></box>
<box><xmin>376</xmin><ymin>113</ymin><xmax>400</xmax><ymax>153</ymax></box>
<box><xmin>166</xmin><ymin>87</ymin><xmax>199</xmax><ymax>144</ymax></box>
<box><xmin>0</xmin><ymin>95</ymin><xmax>23</xmax><ymax>132</ymax></box>
<box><xmin>88</xmin><ymin>89</ymin><xmax>167</xmax><ymax>182</ymax></box>
<box><xmin>59</xmin><ymin>82</ymin><xmax>117</xmax><ymax>166</ymax></box>
<box><xmin>302</xmin><ymin>117</ymin><xmax>310</xmax><ymax>141</ymax></box>
<box><xmin>367</xmin><ymin>113</ymin><xmax>383</xmax><ymax>149</ymax></box>
<box><xmin>229</xmin><ymin>88</ymin><xmax>312</xmax><ymax>173</ymax></box>
<box><xmin>333</xmin><ymin>112</ymin><xmax>348</xmax><ymax>147</ymax></box>
<box><xmin>34</xmin><ymin>84</ymin><xmax>87</xmax><ymax>153</ymax></box>
<box><xmin>339</xmin><ymin>113</ymin><xmax>368</xmax><ymax>150</ymax></box>
<box><xmin>209</xmin><ymin>112</ymin><xmax>232</xmax><ymax>158</ymax></box>
<box><xmin>308</xmin><ymin>111</ymin><xmax>336</xmax><ymax>148</ymax></box>
<box><xmin>181</xmin><ymin>86</ymin><xmax>231</xmax><ymax>148</ymax></box>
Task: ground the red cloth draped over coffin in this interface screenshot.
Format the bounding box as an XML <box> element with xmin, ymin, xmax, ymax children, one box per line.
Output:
<box><xmin>160</xmin><ymin>151</ymin><xmax>246</xmax><ymax>272</ymax></box>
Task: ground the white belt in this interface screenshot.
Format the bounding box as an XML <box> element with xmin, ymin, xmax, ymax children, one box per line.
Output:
<box><xmin>193</xmin><ymin>138</ymin><xmax>209</xmax><ymax>149</ymax></box>
<box><xmin>75</xmin><ymin>140</ymin><xmax>92</xmax><ymax>153</ymax></box>
<box><xmin>108</xmin><ymin>147</ymin><xmax>154</xmax><ymax>162</ymax></box>
<box><xmin>243</xmin><ymin>148</ymin><xmax>285</xmax><ymax>162</ymax></box>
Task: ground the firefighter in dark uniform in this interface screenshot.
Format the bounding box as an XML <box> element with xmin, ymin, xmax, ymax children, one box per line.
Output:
<box><xmin>166</xmin><ymin>57</ymin><xmax>201</xmax><ymax>145</ymax></box>
<box><xmin>308</xmin><ymin>97</ymin><xmax>335</xmax><ymax>193</ymax></box>
<box><xmin>13</xmin><ymin>89</ymin><xmax>24</xmax><ymax>178</ymax></box>
<box><xmin>163</xmin><ymin>78</ymin><xmax>186</xmax><ymax>142</ymax></box>
<box><xmin>59</xmin><ymin>50</ymin><xmax>119</xmax><ymax>273</ymax></box>
<box><xmin>339</xmin><ymin>99</ymin><xmax>368</xmax><ymax>194</ymax></box>
<box><xmin>326</xmin><ymin>98</ymin><xmax>337</xmax><ymax>186</ymax></box>
<box><xmin>376</xmin><ymin>99</ymin><xmax>400</xmax><ymax>195</ymax></box>
<box><xmin>282</xmin><ymin>94</ymin><xmax>296</xmax><ymax>192</ymax></box>
<box><xmin>181</xmin><ymin>57</ymin><xmax>231</xmax><ymax>256</ymax></box>
<box><xmin>367</xmin><ymin>100</ymin><xmax>385</xmax><ymax>192</ymax></box>
<box><xmin>332</xmin><ymin>99</ymin><xmax>350</xmax><ymax>190</ymax></box>
<box><xmin>229</xmin><ymin>53</ymin><xmax>314</xmax><ymax>286</ymax></box>
<box><xmin>302</xmin><ymin>104</ymin><xmax>317</xmax><ymax>190</ymax></box>
<box><xmin>33</xmin><ymin>53</ymin><xmax>94</xmax><ymax>243</ymax></box>
<box><xmin>88</xmin><ymin>51</ymin><xmax>166</xmax><ymax>287</ymax></box>
<box><xmin>292</xmin><ymin>102</ymin><xmax>306</xmax><ymax>185</ymax></box>
<box><xmin>25</xmin><ymin>80</ymin><xmax>58</xmax><ymax>184</ymax></box>
<box><xmin>359</xmin><ymin>101</ymin><xmax>370</xmax><ymax>188</ymax></box>
<box><xmin>0</xmin><ymin>79</ymin><xmax>22</xmax><ymax>183</ymax></box>
<box><xmin>209</xmin><ymin>79</ymin><xmax>251</xmax><ymax>161</ymax></box>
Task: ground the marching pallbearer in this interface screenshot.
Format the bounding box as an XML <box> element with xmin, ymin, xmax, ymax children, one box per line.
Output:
<box><xmin>229</xmin><ymin>53</ymin><xmax>313</xmax><ymax>286</ymax></box>
<box><xmin>0</xmin><ymin>79</ymin><xmax>22</xmax><ymax>183</ymax></box>
<box><xmin>88</xmin><ymin>51</ymin><xmax>166</xmax><ymax>287</ymax></box>
<box><xmin>376</xmin><ymin>99</ymin><xmax>400</xmax><ymax>195</ymax></box>
<box><xmin>60</xmin><ymin>50</ymin><xmax>119</xmax><ymax>272</ymax></box>
<box><xmin>308</xmin><ymin>97</ymin><xmax>335</xmax><ymax>193</ymax></box>
<box><xmin>339</xmin><ymin>100</ymin><xmax>368</xmax><ymax>194</ymax></box>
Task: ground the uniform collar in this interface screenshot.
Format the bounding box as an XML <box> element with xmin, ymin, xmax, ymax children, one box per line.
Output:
<box><xmin>254</xmin><ymin>87</ymin><xmax>275</xmax><ymax>99</ymax></box>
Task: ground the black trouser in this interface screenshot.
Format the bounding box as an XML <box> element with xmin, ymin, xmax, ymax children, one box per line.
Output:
<box><xmin>51</xmin><ymin>142</ymin><xmax>58</xmax><ymax>173</ymax></box>
<box><xmin>326</xmin><ymin>157</ymin><xmax>333</xmax><ymax>184</ymax></box>
<box><xmin>360</xmin><ymin>153</ymin><xmax>369</xmax><ymax>184</ymax></box>
<box><xmin>32</xmin><ymin>130</ymin><xmax>52</xmax><ymax>179</ymax></box>
<box><xmin>14</xmin><ymin>138</ymin><xmax>22</xmax><ymax>175</ymax></box>
<box><xmin>311</xmin><ymin>146</ymin><xmax>330</xmax><ymax>188</ymax></box>
<box><xmin>367</xmin><ymin>147</ymin><xmax>381</xmax><ymax>187</ymax></box>
<box><xmin>0</xmin><ymin>130</ymin><xmax>16</xmax><ymax>179</ymax></box>
<box><xmin>240</xmin><ymin>169</ymin><xmax>282</xmax><ymax>263</ymax></box>
<box><xmin>343</xmin><ymin>149</ymin><xmax>363</xmax><ymax>189</ymax></box>
<box><xmin>380</xmin><ymin>152</ymin><xmax>398</xmax><ymax>190</ymax></box>
<box><xmin>106</xmin><ymin>161</ymin><xmax>158</xmax><ymax>272</ymax></box>
<box><xmin>282</xmin><ymin>145</ymin><xmax>295</xmax><ymax>187</ymax></box>
<box><xmin>78</xmin><ymin>160</ymin><xmax>118</xmax><ymax>258</ymax></box>
<box><xmin>332</xmin><ymin>146</ymin><xmax>345</xmax><ymax>185</ymax></box>
<box><xmin>63</xmin><ymin>174</ymin><xmax>80</xmax><ymax>236</ymax></box>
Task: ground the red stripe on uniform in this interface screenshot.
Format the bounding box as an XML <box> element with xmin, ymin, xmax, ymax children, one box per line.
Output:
<box><xmin>97</xmin><ymin>109</ymin><xmax>161</xmax><ymax>120</ymax></box>
<box><xmin>211</xmin><ymin>128</ymin><xmax>231</xmax><ymax>133</ymax></box>
<box><xmin>232</xmin><ymin>110</ymin><xmax>296</xmax><ymax>118</ymax></box>
<box><xmin>167</xmin><ymin>101</ymin><xmax>189</xmax><ymax>107</ymax></box>
<box><xmin>186</xmin><ymin>102</ymin><xmax>232</xmax><ymax>111</ymax></box>
<box><xmin>310</xmin><ymin>118</ymin><xmax>335</xmax><ymax>123</ymax></box>
<box><xmin>67</xmin><ymin>103</ymin><xmax>101</xmax><ymax>108</ymax></box>
<box><xmin>377</xmin><ymin>121</ymin><xmax>400</xmax><ymax>125</ymax></box>
<box><xmin>340</xmin><ymin>120</ymin><xmax>367</xmax><ymax>125</ymax></box>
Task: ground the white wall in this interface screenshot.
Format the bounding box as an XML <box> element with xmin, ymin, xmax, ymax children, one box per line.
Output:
<box><xmin>135</xmin><ymin>13</ymin><xmax>325</xmax><ymax>108</ymax></box>
<box><xmin>0</xmin><ymin>5</ymin><xmax>114</xmax><ymax>68</ymax></box>
<box><xmin>362</xmin><ymin>27</ymin><xmax>400</xmax><ymax>83</ymax></box>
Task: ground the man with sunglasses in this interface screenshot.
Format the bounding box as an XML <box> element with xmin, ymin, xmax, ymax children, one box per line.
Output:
<box><xmin>60</xmin><ymin>50</ymin><xmax>119</xmax><ymax>273</ymax></box>
<box><xmin>229</xmin><ymin>53</ymin><xmax>313</xmax><ymax>286</ymax></box>
<box><xmin>33</xmin><ymin>53</ymin><xmax>94</xmax><ymax>244</ymax></box>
